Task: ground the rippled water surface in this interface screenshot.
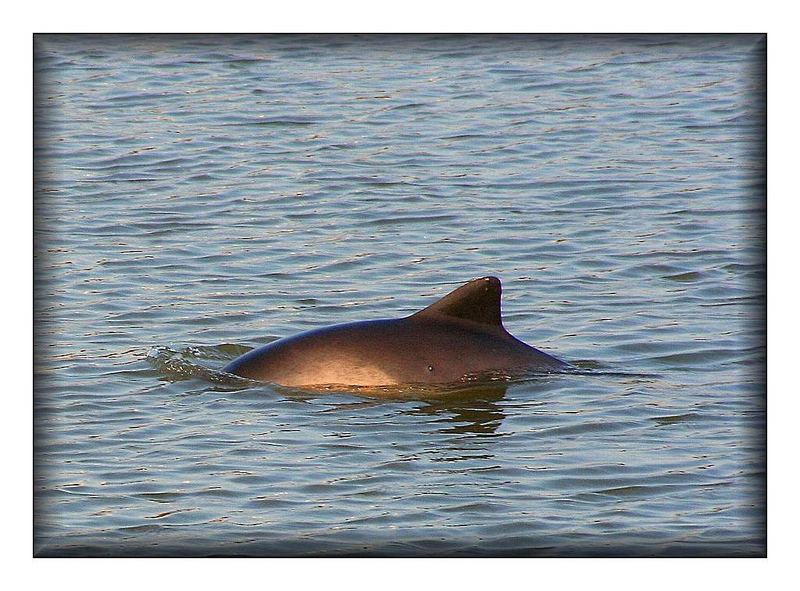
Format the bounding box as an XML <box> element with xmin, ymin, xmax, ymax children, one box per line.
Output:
<box><xmin>34</xmin><ymin>35</ymin><xmax>765</xmax><ymax>557</ymax></box>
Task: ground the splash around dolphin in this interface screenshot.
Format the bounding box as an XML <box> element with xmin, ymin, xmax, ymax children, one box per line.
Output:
<box><xmin>223</xmin><ymin>276</ymin><xmax>569</xmax><ymax>387</ymax></box>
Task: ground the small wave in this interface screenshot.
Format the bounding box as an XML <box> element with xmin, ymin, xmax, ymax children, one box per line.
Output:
<box><xmin>366</xmin><ymin>214</ymin><xmax>457</xmax><ymax>227</ymax></box>
<box><xmin>663</xmin><ymin>271</ymin><xmax>703</xmax><ymax>282</ymax></box>
<box><xmin>146</xmin><ymin>344</ymin><xmax>250</xmax><ymax>384</ymax></box>
<box><xmin>647</xmin><ymin>348</ymin><xmax>747</xmax><ymax>366</ymax></box>
<box><xmin>650</xmin><ymin>413</ymin><xmax>699</xmax><ymax>426</ymax></box>
<box><xmin>222</xmin><ymin>118</ymin><xmax>318</xmax><ymax>128</ymax></box>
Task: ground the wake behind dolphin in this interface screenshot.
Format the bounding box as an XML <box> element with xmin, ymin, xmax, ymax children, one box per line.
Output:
<box><xmin>223</xmin><ymin>276</ymin><xmax>569</xmax><ymax>387</ymax></box>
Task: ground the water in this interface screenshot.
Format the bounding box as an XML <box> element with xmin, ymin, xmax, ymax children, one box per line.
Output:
<box><xmin>33</xmin><ymin>34</ymin><xmax>765</xmax><ymax>557</ymax></box>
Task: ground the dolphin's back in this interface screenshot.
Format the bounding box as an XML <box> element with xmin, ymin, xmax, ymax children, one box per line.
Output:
<box><xmin>223</xmin><ymin>277</ymin><xmax>568</xmax><ymax>387</ymax></box>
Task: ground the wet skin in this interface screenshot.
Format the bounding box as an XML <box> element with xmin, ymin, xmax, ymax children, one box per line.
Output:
<box><xmin>223</xmin><ymin>277</ymin><xmax>568</xmax><ymax>387</ymax></box>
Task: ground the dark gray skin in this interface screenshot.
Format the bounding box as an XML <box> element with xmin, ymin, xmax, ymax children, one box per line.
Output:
<box><xmin>223</xmin><ymin>276</ymin><xmax>568</xmax><ymax>387</ymax></box>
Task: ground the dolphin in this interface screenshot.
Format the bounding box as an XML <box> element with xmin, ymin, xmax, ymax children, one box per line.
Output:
<box><xmin>223</xmin><ymin>276</ymin><xmax>568</xmax><ymax>387</ymax></box>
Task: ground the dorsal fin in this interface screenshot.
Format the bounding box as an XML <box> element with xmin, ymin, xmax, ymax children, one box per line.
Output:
<box><xmin>412</xmin><ymin>276</ymin><xmax>504</xmax><ymax>328</ymax></box>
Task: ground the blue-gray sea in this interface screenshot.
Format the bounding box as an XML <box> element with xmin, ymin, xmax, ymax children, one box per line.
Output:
<box><xmin>34</xmin><ymin>34</ymin><xmax>765</xmax><ymax>557</ymax></box>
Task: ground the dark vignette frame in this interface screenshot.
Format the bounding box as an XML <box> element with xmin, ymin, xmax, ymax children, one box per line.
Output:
<box><xmin>33</xmin><ymin>33</ymin><xmax>767</xmax><ymax>558</ymax></box>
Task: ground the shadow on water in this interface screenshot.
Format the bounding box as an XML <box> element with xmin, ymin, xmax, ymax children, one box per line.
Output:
<box><xmin>406</xmin><ymin>385</ymin><xmax>507</xmax><ymax>436</ymax></box>
<box><xmin>267</xmin><ymin>382</ymin><xmax>512</xmax><ymax>436</ymax></box>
